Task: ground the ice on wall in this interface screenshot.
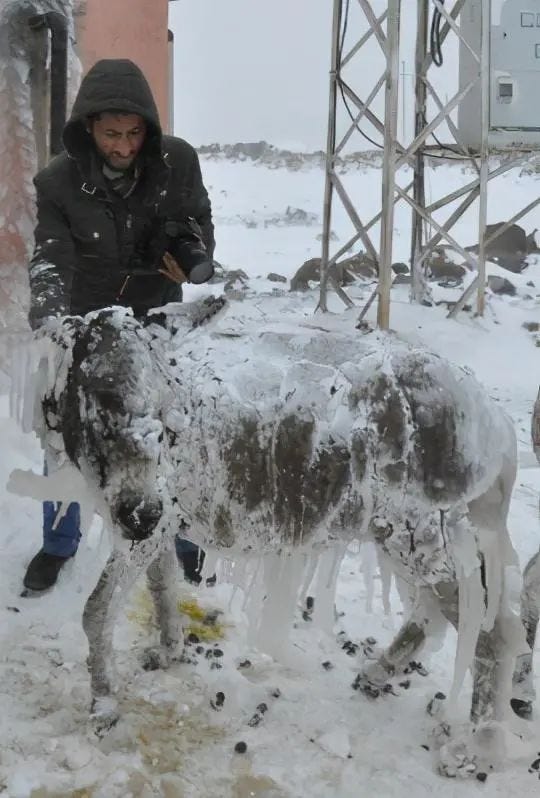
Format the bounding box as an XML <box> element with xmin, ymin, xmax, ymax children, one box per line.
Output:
<box><xmin>0</xmin><ymin>0</ymin><xmax>79</xmax><ymax>334</ymax></box>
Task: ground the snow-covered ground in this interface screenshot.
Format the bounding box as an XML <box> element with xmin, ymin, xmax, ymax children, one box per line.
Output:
<box><xmin>0</xmin><ymin>158</ymin><xmax>539</xmax><ymax>797</ymax></box>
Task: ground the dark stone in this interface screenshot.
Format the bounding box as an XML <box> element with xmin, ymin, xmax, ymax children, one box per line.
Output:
<box><xmin>289</xmin><ymin>252</ymin><xmax>376</xmax><ymax>292</ymax></box>
<box><xmin>485</xmin><ymin>222</ymin><xmax>526</xmax><ymax>255</ymax></box>
<box><xmin>427</xmin><ymin>252</ymin><xmax>466</xmax><ymax>282</ymax></box>
<box><xmin>393</xmin><ymin>274</ymin><xmax>411</xmax><ymax>285</ymax></box>
<box><xmin>526</xmin><ymin>229</ymin><xmax>539</xmax><ymax>254</ymax></box>
<box><xmin>234</xmin><ymin>741</ymin><xmax>248</xmax><ymax>754</ymax></box>
<box><xmin>510</xmin><ymin>698</ymin><xmax>532</xmax><ymax>719</ymax></box>
<box><xmin>229</xmin><ymin>141</ymin><xmax>269</xmax><ymax>160</ymax></box>
<box><xmin>267</xmin><ymin>272</ymin><xmax>287</xmax><ymax>283</ymax></box>
<box><xmin>339</xmin><ymin>253</ymin><xmax>378</xmax><ymax>281</ymax></box>
<box><xmin>284</xmin><ymin>206</ymin><xmax>316</xmax><ymax>224</ymax></box>
<box><xmin>289</xmin><ymin>258</ymin><xmax>321</xmax><ymax>291</ymax></box>
<box><xmin>487</xmin><ymin>275</ymin><xmax>516</xmax><ymax>296</ymax></box>
<box><xmin>224</xmin><ymin>269</ymin><xmax>249</xmax><ymax>291</ymax></box>
<box><xmin>392</xmin><ymin>262</ymin><xmax>409</xmax><ymax>274</ymax></box>
<box><xmin>322</xmin><ymin>661</ymin><xmax>334</xmax><ymax>671</ymax></box>
<box><xmin>476</xmin><ymin>773</ymin><xmax>488</xmax><ymax>783</ymax></box>
<box><xmin>468</xmin><ymin>223</ymin><xmax>529</xmax><ymax>273</ymax></box>
<box><xmin>186</xmin><ymin>633</ymin><xmax>200</xmax><ymax>645</ymax></box>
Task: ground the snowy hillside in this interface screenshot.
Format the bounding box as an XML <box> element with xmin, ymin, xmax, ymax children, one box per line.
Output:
<box><xmin>0</xmin><ymin>157</ymin><xmax>539</xmax><ymax>798</ymax></box>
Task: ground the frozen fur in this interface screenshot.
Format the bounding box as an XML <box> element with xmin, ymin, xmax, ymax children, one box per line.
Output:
<box><xmin>27</xmin><ymin>299</ymin><xmax>530</xmax><ymax>772</ymax></box>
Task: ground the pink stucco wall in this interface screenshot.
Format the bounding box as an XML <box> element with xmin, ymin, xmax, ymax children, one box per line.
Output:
<box><xmin>75</xmin><ymin>0</ymin><xmax>171</xmax><ymax>131</ymax></box>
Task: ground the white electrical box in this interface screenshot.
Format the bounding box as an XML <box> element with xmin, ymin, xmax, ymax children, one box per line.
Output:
<box><xmin>458</xmin><ymin>0</ymin><xmax>540</xmax><ymax>149</ymax></box>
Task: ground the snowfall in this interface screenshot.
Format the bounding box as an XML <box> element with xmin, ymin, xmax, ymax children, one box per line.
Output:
<box><xmin>0</xmin><ymin>152</ymin><xmax>539</xmax><ymax>798</ymax></box>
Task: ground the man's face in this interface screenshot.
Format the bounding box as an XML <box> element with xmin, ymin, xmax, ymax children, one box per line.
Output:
<box><xmin>90</xmin><ymin>112</ymin><xmax>147</xmax><ymax>171</ymax></box>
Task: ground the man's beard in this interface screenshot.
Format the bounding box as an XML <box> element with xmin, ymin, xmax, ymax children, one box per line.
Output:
<box><xmin>103</xmin><ymin>154</ymin><xmax>135</xmax><ymax>173</ymax></box>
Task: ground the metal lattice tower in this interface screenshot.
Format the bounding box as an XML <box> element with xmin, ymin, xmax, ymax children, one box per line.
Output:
<box><xmin>320</xmin><ymin>0</ymin><xmax>540</xmax><ymax>328</ymax></box>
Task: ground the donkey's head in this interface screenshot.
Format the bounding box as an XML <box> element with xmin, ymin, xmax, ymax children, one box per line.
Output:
<box><xmin>59</xmin><ymin>310</ymin><xmax>167</xmax><ymax>540</ymax></box>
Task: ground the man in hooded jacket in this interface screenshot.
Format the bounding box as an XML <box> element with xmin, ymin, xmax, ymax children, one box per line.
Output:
<box><xmin>23</xmin><ymin>58</ymin><xmax>215</xmax><ymax>592</ymax></box>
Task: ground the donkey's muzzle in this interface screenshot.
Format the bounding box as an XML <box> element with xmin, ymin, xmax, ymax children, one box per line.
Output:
<box><xmin>115</xmin><ymin>495</ymin><xmax>163</xmax><ymax>541</ymax></box>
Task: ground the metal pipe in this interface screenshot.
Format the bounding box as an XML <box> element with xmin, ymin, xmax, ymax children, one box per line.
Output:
<box><xmin>45</xmin><ymin>12</ymin><xmax>68</xmax><ymax>157</ymax></box>
<box><xmin>410</xmin><ymin>0</ymin><xmax>429</xmax><ymax>303</ymax></box>
<box><xmin>377</xmin><ymin>0</ymin><xmax>401</xmax><ymax>330</ymax></box>
<box><xmin>476</xmin><ymin>0</ymin><xmax>490</xmax><ymax>316</ymax></box>
<box><xmin>319</xmin><ymin>0</ymin><xmax>342</xmax><ymax>312</ymax></box>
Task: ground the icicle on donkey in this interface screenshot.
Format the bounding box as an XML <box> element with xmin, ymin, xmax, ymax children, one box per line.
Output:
<box><xmin>511</xmin><ymin>387</ymin><xmax>540</xmax><ymax>719</ymax></box>
<box><xmin>10</xmin><ymin>299</ymin><xmax>529</xmax><ymax>776</ymax></box>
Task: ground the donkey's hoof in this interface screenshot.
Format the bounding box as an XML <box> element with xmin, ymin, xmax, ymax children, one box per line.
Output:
<box><xmin>91</xmin><ymin>696</ymin><xmax>120</xmax><ymax>737</ymax></box>
<box><xmin>438</xmin><ymin>739</ymin><xmax>477</xmax><ymax>778</ymax></box>
<box><xmin>140</xmin><ymin>645</ymin><xmax>178</xmax><ymax>671</ymax></box>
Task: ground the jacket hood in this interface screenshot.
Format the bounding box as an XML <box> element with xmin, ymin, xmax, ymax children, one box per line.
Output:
<box><xmin>63</xmin><ymin>59</ymin><xmax>162</xmax><ymax>160</ymax></box>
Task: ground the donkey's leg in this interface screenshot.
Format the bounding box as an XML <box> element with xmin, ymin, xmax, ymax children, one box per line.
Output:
<box><xmin>358</xmin><ymin>586</ymin><xmax>444</xmax><ymax>689</ymax></box>
<box><xmin>83</xmin><ymin>551</ymin><xmax>127</xmax><ymax>703</ymax></box>
<box><xmin>83</xmin><ymin>540</ymin><xmax>152</xmax><ymax>730</ymax></box>
<box><xmin>470</xmin><ymin>621</ymin><xmax>510</xmax><ymax>725</ymax></box>
<box><xmin>512</xmin><ymin>550</ymin><xmax>540</xmax><ymax>717</ymax></box>
<box><xmin>144</xmin><ymin>536</ymin><xmax>183</xmax><ymax>669</ymax></box>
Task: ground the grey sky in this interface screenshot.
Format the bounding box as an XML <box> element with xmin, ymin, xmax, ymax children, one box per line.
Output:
<box><xmin>169</xmin><ymin>1</ymin><xmax>458</xmax><ymax>151</ymax></box>
<box><xmin>169</xmin><ymin>0</ymin><xmax>333</xmax><ymax>150</ymax></box>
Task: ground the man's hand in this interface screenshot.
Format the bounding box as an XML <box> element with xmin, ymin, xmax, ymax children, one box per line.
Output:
<box><xmin>159</xmin><ymin>252</ymin><xmax>188</xmax><ymax>284</ymax></box>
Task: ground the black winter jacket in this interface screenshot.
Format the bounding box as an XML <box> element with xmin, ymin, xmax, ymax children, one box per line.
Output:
<box><xmin>28</xmin><ymin>59</ymin><xmax>215</xmax><ymax>327</ymax></box>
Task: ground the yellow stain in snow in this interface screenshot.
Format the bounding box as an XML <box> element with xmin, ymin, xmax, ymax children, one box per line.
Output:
<box><xmin>127</xmin><ymin>589</ymin><xmax>227</xmax><ymax>641</ymax></box>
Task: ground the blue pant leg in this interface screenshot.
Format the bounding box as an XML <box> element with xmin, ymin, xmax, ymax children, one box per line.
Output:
<box><xmin>42</xmin><ymin>501</ymin><xmax>81</xmax><ymax>557</ymax></box>
<box><xmin>42</xmin><ymin>458</ymin><xmax>81</xmax><ymax>557</ymax></box>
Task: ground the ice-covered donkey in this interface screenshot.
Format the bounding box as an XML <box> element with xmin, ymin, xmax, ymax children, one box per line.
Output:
<box><xmin>14</xmin><ymin>297</ymin><xmax>529</xmax><ymax>775</ymax></box>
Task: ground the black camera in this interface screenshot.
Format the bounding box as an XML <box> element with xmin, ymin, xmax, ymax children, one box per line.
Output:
<box><xmin>132</xmin><ymin>216</ymin><xmax>214</xmax><ymax>284</ymax></box>
<box><xmin>162</xmin><ymin>218</ymin><xmax>214</xmax><ymax>284</ymax></box>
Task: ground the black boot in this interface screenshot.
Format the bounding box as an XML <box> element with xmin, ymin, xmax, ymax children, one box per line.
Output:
<box><xmin>23</xmin><ymin>549</ymin><xmax>71</xmax><ymax>592</ymax></box>
<box><xmin>175</xmin><ymin>536</ymin><xmax>205</xmax><ymax>584</ymax></box>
